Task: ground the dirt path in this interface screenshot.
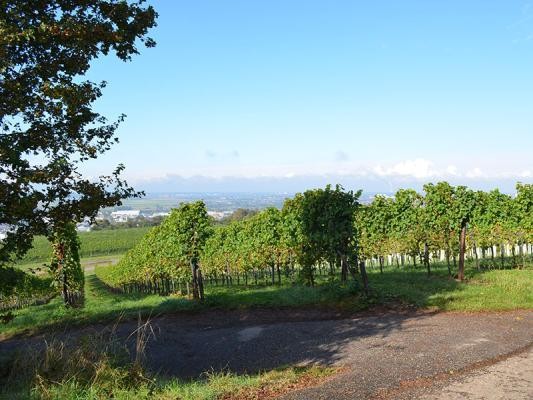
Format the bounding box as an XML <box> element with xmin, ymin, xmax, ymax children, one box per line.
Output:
<box><xmin>1</xmin><ymin>309</ymin><xmax>532</xmax><ymax>399</ymax></box>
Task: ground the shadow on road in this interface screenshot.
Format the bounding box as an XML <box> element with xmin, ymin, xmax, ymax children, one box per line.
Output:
<box><xmin>142</xmin><ymin>310</ymin><xmax>437</xmax><ymax>379</ymax></box>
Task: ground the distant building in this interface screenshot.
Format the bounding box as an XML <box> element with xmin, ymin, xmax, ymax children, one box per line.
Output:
<box><xmin>207</xmin><ymin>211</ymin><xmax>232</xmax><ymax>221</ymax></box>
<box><xmin>110</xmin><ymin>210</ymin><xmax>141</xmax><ymax>223</ymax></box>
<box><xmin>149</xmin><ymin>212</ymin><xmax>170</xmax><ymax>218</ymax></box>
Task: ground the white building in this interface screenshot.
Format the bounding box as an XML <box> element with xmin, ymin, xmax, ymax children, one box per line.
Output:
<box><xmin>110</xmin><ymin>210</ymin><xmax>141</xmax><ymax>223</ymax></box>
<box><xmin>207</xmin><ymin>211</ymin><xmax>232</xmax><ymax>221</ymax></box>
<box><xmin>149</xmin><ymin>212</ymin><xmax>170</xmax><ymax>218</ymax></box>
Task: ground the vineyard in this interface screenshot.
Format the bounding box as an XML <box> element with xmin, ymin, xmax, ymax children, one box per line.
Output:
<box><xmin>0</xmin><ymin>267</ymin><xmax>55</xmax><ymax>312</ymax></box>
<box><xmin>18</xmin><ymin>227</ymin><xmax>150</xmax><ymax>264</ymax></box>
<box><xmin>99</xmin><ymin>182</ymin><xmax>533</xmax><ymax>298</ymax></box>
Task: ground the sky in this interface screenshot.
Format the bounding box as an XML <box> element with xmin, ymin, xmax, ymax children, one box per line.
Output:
<box><xmin>83</xmin><ymin>0</ymin><xmax>533</xmax><ymax>193</ymax></box>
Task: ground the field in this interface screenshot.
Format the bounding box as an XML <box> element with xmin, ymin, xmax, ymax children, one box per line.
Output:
<box><xmin>16</xmin><ymin>227</ymin><xmax>150</xmax><ymax>268</ymax></box>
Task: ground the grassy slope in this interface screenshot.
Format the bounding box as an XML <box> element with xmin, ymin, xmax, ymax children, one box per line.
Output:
<box><xmin>18</xmin><ymin>227</ymin><xmax>150</xmax><ymax>264</ymax></box>
<box><xmin>1</xmin><ymin>264</ymin><xmax>532</xmax><ymax>339</ymax></box>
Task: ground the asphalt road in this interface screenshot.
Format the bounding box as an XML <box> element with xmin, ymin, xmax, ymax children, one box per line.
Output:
<box><xmin>130</xmin><ymin>309</ymin><xmax>533</xmax><ymax>398</ymax></box>
<box><xmin>412</xmin><ymin>348</ymin><xmax>533</xmax><ymax>400</ymax></box>
<box><xmin>2</xmin><ymin>309</ymin><xmax>532</xmax><ymax>399</ymax></box>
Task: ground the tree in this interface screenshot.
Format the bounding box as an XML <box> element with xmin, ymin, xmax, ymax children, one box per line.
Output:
<box><xmin>293</xmin><ymin>185</ymin><xmax>361</xmax><ymax>285</ymax></box>
<box><xmin>515</xmin><ymin>183</ymin><xmax>533</xmax><ymax>266</ymax></box>
<box><xmin>451</xmin><ymin>186</ymin><xmax>476</xmax><ymax>281</ymax></box>
<box><xmin>49</xmin><ymin>222</ymin><xmax>84</xmax><ymax>307</ymax></box>
<box><xmin>0</xmin><ymin>0</ymin><xmax>157</xmax><ymax>264</ymax></box>
<box><xmin>392</xmin><ymin>189</ymin><xmax>425</xmax><ymax>269</ymax></box>
<box><xmin>250</xmin><ymin>208</ymin><xmax>283</xmax><ymax>284</ymax></box>
<box><xmin>112</xmin><ymin>201</ymin><xmax>212</xmax><ymax>299</ymax></box>
<box><xmin>322</xmin><ymin>186</ymin><xmax>361</xmax><ymax>282</ymax></box>
<box><xmin>423</xmin><ymin>182</ymin><xmax>455</xmax><ymax>275</ymax></box>
<box><xmin>169</xmin><ymin>202</ymin><xmax>212</xmax><ymax>300</ymax></box>
<box><xmin>219</xmin><ymin>208</ymin><xmax>258</xmax><ymax>224</ymax></box>
<box><xmin>357</xmin><ymin>195</ymin><xmax>394</xmax><ymax>273</ymax></box>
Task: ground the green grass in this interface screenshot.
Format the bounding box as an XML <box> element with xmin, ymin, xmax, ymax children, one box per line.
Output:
<box><xmin>15</xmin><ymin>254</ymin><xmax>124</xmax><ymax>275</ymax></box>
<box><xmin>0</xmin><ymin>269</ymin><xmax>363</xmax><ymax>339</ymax></box>
<box><xmin>5</xmin><ymin>366</ymin><xmax>335</xmax><ymax>400</ymax></box>
<box><xmin>367</xmin><ymin>265</ymin><xmax>533</xmax><ymax>311</ymax></box>
<box><xmin>1</xmin><ymin>325</ymin><xmax>335</xmax><ymax>400</ymax></box>
<box><xmin>17</xmin><ymin>227</ymin><xmax>150</xmax><ymax>265</ymax></box>
<box><xmin>1</xmin><ymin>262</ymin><xmax>532</xmax><ymax>340</ymax></box>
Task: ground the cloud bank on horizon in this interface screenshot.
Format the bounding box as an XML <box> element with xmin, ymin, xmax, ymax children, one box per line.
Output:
<box><xmin>128</xmin><ymin>158</ymin><xmax>532</xmax><ymax>194</ymax></box>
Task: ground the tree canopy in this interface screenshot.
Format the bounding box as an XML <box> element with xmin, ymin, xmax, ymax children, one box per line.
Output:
<box><xmin>0</xmin><ymin>0</ymin><xmax>157</xmax><ymax>264</ymax></box>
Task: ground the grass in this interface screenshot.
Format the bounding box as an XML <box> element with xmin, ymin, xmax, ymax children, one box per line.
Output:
<box><xmin>15</xmin><ymin>254</ymin><xmax>124</xmax><ymax>274</ymax></box>
<box><xmin>16</xmin><ymin>227</ymin><xmax>149</xmax><ymax>265</ymax></box>
<box><xmin>1</xmin><ymin>324</ymin><xmax>336</xmax><ymax>400</ymax></box>
<box><xmin>0</xmin><ymin>270</ymin><xmax>362</xmax><ymax>339</ymax></box>
<box><xmin>1</xmin><ymin>260</ymin><xmax>532</xmax><ymax>340</ymax></box>
<box><xmin>367</xmin><ymin>265</ymin><xmax>533</xmax><ymax>311</ymax></box>
<box><xmin>17</xmin><ymin>366</ymin><xmax>335</xmax><ymax>400</ymax></box>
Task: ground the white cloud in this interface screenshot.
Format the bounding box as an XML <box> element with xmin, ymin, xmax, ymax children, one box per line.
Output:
<box><xmin>446</xmin><ymin>165</ymin><xmax>459</xmax><ymax>176</ymax></box>
<box><xmin>373</xmin><ymin>159</ymin><xmax>436</xmax><ymax>179</ymax></box>
<box><xmin>466</xmin><ymin>167</ymin><xmax>484</xmax><ymax>178</ymax></box>
<box><xmin>124</xmin><ymin>158</ymin><xmax>531</xmax><ymax>186</ymax></box>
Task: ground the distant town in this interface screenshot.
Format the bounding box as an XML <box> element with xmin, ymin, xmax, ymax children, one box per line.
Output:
<box><xmin>72</xmin><ymin>192</ymin><xmax>290</xmax><ymax>232</ymax></box>
<box><xmin>0</xmin><ymin>192</ymin><xmax>382</xmax><ymax>237</ymax></box>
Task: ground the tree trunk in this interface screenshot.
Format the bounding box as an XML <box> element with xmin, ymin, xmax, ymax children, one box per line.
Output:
<box><xmin>424</xmin><ymin>242</ymin><xmax>430</xmax><ymax>276</ymax></box>
<box><xmin>359</xmin><ymin>261</ymin><xmax>369</xmax><ymax>295</ymax></box>
<box><xmin>446</xmin><ymin>250</ymin><xmax>452</xmax><ymax>276</ymax></box>
<box><xmin>458</xmin><ymin>224</ymin><xmax>466</xmax><ymax>282</ymax></box>
<box><xmin>348</xmin><ymin>255</ymin><xmax>358</xmax><ymax>281</ymax></box>
<box><xmin>197</xmin><ymin>269</ymin><xmax>204</xmax><ymax>300</ymax></box>
<box><xmin>190</xmin><ymin>259</ymin><xmax>200</xmax><ymax>300</ymax></box>
<box><xmin>379</xmin><ymin>256</ymin><xmax>384</xmax><ymax>274</ymax></box>
<box><xmin>329</xmin><ymin>258</ymin><xmax>335</xmax><ymax>276</ymax></box>
<box><xmin>340</xmin><ymin>254</ymin><xmax>348</xmax><ymax>282</ymax></box>
<box><xmin>473</xmin><ymin>242</ymin><xmax>480</xmax><ymax>270</ymax></box>
<box><xmin>55</xmin><ymin>242</ymin><xmax>70</xmax><ymax>306</ymax></box>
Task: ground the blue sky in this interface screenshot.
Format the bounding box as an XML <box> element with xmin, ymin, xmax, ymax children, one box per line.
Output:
<box><xmin>84</xmin><ymin>1</ymin><xmax>533</xmax><ymax>192</ymax></box>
